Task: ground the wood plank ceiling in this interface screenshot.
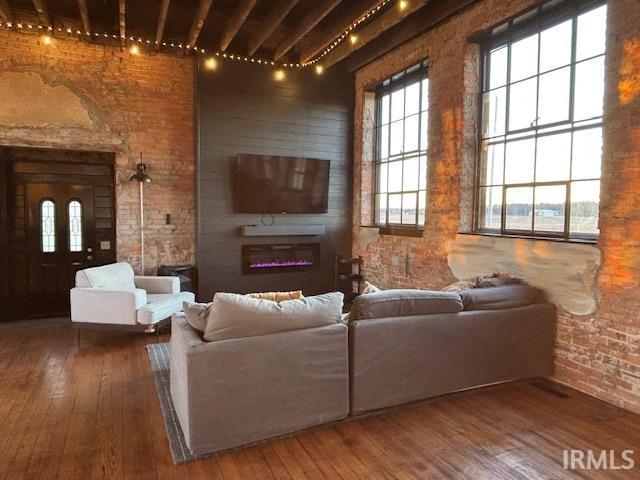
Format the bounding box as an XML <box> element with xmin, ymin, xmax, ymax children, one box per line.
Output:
<box><xmin>0</xmin><ymin>0</ymin><xmax>479</xmax><ymax>69</ymax></box>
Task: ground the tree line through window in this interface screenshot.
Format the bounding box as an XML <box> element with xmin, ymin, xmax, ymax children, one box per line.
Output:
<box><xmin>477</xmin><ymin>1</ymin><xmax>606</xmax><ymax>240</ymax></box>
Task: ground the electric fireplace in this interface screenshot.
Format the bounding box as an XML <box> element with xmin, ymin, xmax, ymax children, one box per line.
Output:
<box><xmin>241</xmin><ymin>243</ymin><xmax>320</xmax><ymax>275</ymax></box>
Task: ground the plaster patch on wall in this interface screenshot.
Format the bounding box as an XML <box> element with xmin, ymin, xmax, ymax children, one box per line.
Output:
<box><xmin>448</xmin><ymin>234</ymin><xmax>601</xmax><ymax>315</ymax></box>
<box><xmin>0</xmin><ymin>71</ymin><xmax>94</xmax><ymax>128</ymax></box>
<box><xmin>356</xmin><ymin>226</ymin><xmax>380</xmax><ymax>252</ymax></box>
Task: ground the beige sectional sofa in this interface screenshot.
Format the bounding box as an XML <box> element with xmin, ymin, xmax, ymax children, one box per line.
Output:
<box><xmin>169</xmin><ymin>284</ymin><xmax>555</xmax><ymax>456</ymax></box>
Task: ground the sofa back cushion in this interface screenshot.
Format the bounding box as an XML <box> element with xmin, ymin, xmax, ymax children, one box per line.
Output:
<box><xmin>203</xmin><ymin>292</ymin><xmax>344</xmax><ymax>342</ymax></box>
<box><xmin>76</xmin><ymin>262</ymin><xmax>136</xmax><ymax>291</ymax></box>
<box><xmin>460</xmin><ymin>285</ymin><xmax>544</xmax><ymax>311</ymax></box>
<box><xmin>182</xmin><ymin>301</ymin><xmax>211</xmax><ymax>333</ymax></box>
<box><xmin>349</xmin><ymin>290</ymin><xmax>463</xmax><ymax>321</ymax></box>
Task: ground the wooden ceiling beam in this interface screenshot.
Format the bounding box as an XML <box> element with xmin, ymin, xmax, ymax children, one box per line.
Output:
<box><xmin>343</xmin><ymin>0</ymin><xmax>480</xmax><ymax>72</ymax></box>
<box><xmin>274</xmin><ymin>0</ymin><xmax>342</xmax><ymax>61</ymax></box>
<box><xmin>321</xmin><ymin>0</ymin><xmax>428</xmax><ymax>68</ymax></box>
<box><xmin>119</xmin><ymin>0</ymin><xmax>126</xmax><ymax>47</ymax></box>
<box><xmin>219</xmin><ymin>0</ymin><xmax>257</xmax><ymax>52</ymax></box>
<box><xmin>77</xmin><ymin>0</ymin><xmax>91</xmax><ymax>34</ymax></box>
<box><xmin>246</xmin><ymin>0</ymin><xmax>300</xmax><ymax>56</ymax></box>
<box><xmin>0</xmin><ymin>0</ymin><xmax>13</xmax><ymax>23</ymax></box>
<box><xmin>31</xmin><ymin>0</ymin><xmax>51</xmax><ymax>27</ymax></box>
<box><xmin>299</xmin><ymin>0</ymin><xmax>381</xmax><ymax>64</ymax></box>
<box><xmin>155</xmin><ymin>0</ymin><xmax>170</xmax><ymax>47</ymax></box>
<box><xmin>188</xmin><ymin>0</ymin><xmax>215</xmax><ymax>48</ymax></box>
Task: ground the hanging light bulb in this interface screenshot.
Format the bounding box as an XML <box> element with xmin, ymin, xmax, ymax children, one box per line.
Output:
<box><xmin>399</xmin><ymin>0</ymin><xmax>409</xmax><ymax>11</ymax></box>
<box><xmin>273</xmin><ymin>69</ymin><xmax>286</xmax><ymax>81</ymax></box>
<box><xmin>204</xmin><ymin>57</ymin><xmax>218</xmax><ymax>70</ymax></box>
<box><xmin>315</xmin><ymin>65</ymin><xmax>324</xmax><ymax>75</ymax></box>
<box><xmin>42</xmin><ymin>34</ymin><xmax>52</xmax><ymax>45</ymax></box>
<box><xmin>350</xmin><ymin>34</ymin><xmax>358</xmax><ymax>45</ymax></box>
<box><xmin>129</xmin><ymin>44</ymin><xmax>140</xmax><ymax>55</ymax></box>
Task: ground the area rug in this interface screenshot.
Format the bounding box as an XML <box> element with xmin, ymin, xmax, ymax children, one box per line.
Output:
<box><xmin>146</xmin><ymin>342</ymin><xmax>197</xmax><ymax>464</ymax></box>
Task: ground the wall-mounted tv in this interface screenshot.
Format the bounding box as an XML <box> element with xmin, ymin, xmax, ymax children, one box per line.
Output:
<box><xmin>233</xmin><ymin>154</ymin><xmax>330</xmax><ymax>214</ymax></box>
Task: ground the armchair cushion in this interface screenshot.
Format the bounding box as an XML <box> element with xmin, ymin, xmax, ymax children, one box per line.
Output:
<box><xmin>138</xmin><ymin>292</ymin><xmax>195</xmax><ymax>325</ymax></box>
<box><xmin>76</xmin><ymin>262</ymin><xmax>136</xmax><ymax>291</ymax></box>
<box><xmin>134</xmin><ymin>275</ymin><xmax>180</xmax><ymax>294</ymax></box>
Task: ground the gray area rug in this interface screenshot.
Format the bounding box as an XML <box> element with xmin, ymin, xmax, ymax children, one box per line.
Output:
<box><xmin>146</xmin><ymin>342</ymin><xmax>197</xmax><ymax>464</ymax></box>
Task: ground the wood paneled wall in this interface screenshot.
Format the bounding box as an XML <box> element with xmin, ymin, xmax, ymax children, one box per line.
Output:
<box><xmin>197</xmin><ymin>62</ymin><xmax>354</xmax><ymax>299</ymax></box>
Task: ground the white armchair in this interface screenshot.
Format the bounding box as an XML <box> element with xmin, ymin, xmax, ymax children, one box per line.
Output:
<box><xmin>70</xmin><ymin>262</ymin><xmax>195</xmax><ymax>332</ymax></box>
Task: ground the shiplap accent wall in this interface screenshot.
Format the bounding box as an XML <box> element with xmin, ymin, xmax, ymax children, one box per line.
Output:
<box><xmin>197</xmin><ymin>62</ymin><xmax>354</xmax><ymax>299</ymax></box>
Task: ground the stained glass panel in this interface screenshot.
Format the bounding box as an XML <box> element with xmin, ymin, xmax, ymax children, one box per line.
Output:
<box><xmin>41</xmin><ymin>200</ymin><xmax>56</xmax><ymax>253</ymax></box>
<box><xmin>68</xmin><ymin>200</ymin><xmax>83</xmax><ymax>252</ymax></box>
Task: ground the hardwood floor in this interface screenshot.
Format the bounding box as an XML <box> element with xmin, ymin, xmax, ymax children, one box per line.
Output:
<box><xmin>1</xmin><ymin>324</ymin><xmax>639</xmax><ymax>479</ymax></box>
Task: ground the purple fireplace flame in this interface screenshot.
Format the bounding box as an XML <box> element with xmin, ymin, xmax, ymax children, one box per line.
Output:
<box><xmin>249</xmin><ymin>259</ymin><xmax>315</xmax><ymax>269</ymax></box>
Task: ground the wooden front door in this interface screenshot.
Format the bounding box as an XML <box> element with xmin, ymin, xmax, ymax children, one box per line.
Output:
<box><xmin>26</xmin><ymin>183</ymin><xmax>96</xmax><ymax>316</ymax></box>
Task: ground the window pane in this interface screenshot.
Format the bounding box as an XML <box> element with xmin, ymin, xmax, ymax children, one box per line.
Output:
<box><xmin>505</xmin><ymin>187</ymin><xmax>533</xmax><ymax>231</ymax></box>
<box><xmin>419</xmin><ymin>155</ymin><xmax>427</xmax><ymax>190</ymax></box>
<box><xmin>508</xmin><ymin>78</ymin><xmax>537</xmax><ymax>130</ymax></box>
<box><xmin>570</xmin><ymin>180</ymin><xmax>600</xmax><ymax>236</ymax></box>
<box><xmin>489</xmin><ymin>46</ymin><xmax>508</xmax><ymax>89</ymax></box>
<box><xmin>421</xmin><ymin>78</ymin><xmax>429</xmax><ymax>112</ymax></box>
<box><xmin>388</xmin><ymin>161</ymin><xmax>402</xmax><ymax>192</ymax></box>
<box><xmin>375</xmin><ymin>194</ymin><xmax>387</xmax><ymax>224</ymax></box>
<box><xmin>536</xmin><ymin>132</ymin><xmax>571</xmax><ymax>181</ymax></box>
<box><xmin>388</xmin><ymin>194</ymin><xmax>402</xmax><ymax>223</ymax></box>
<box><xmin>377</xmin><ymin>163</ymin><xmax>388</xmax><ymax>193</ymax></box>
<box><xmin>538</xmin><ymin>66</ymin><xmax>570</xmax><ymax>125</ymax></box>
<box><xmin>574</xmin><ymin>56</ymin><xmax>605</xmax><ymax>120</ymax></box>
<box><xmin>576</xmin><ymin>5</ymin><xmax>607</xmax><ymax>62</ymax></box>
<box><xmin>403</xmin><ymin>157</ymin><xmax>419</xmax><ymax>191</ymax></box>
<box><xmin>480</xmin><ymin>142</ymin><xmax>504</xmax><ymax>185</ymax></box>
<box><xmin>391</xmin><ymin>89</ymin><xmax>404</xmax><ymax>121</ymax></box>
<box><xmin>540</xmin><ymin>20</ymin><xmax>572</xmax><ymax>72</ymax></box>
<box><xmin>389</xmin><ymin>120</ymin><xmax>403</xmax><ymax>156</ymax></box>
<box><xmin>534</xmin><ymin>185</ymin><xmax>566</xmax><ymax>233</ymax></box>
<box><xmin>379</xmin><ymin>126</ymin><xmax>389</xmax><ymax>160</ymax></box>
<box><xmin>505</xmin><ymin>138</ymin><xmax>535</xmax><ymax>184</ymax></box>
<box><xmin>401</xmin><ymin>193</ymin><xmax>417</xmax><ymax>225</ymax></box>
<box><xmin>41</xmin><ymin>200</ymin><xmax>56</xmax><ymax>253</ymax></box>
<box><xmin>418</xmin><ymin>190</ymin><xmax>426</xmax><ymax>227</ymax></box>
<box><xmin>380</xmin><ymin>94</ymin><xmax>390</xmax><ymax>125</ymax></box>
<box><xmin>572</xmin><ymin>127</ymin><xmax>602</xmax><ymax>180</ymax></box>
<box><xmin>420</xmin><ymin>111</ymin><xmax>428</xmax><ymax>150</ymax></box>
<box><xmin>478</xmin><ymin>186</ymin><xmax>503</xmax><ymax>230</ymax></box>
<box><xmin>404</xmin><ymin>114</ymin><xmax>419</xmax><ymax>152</ymax></box>
<box><xmin>510</xmin><ymin>34</ymin><xmax>539</xmax><ymax>82</ymax></box>
<box><xmin>68</xmin><ymin>200</ymin><xmax>83</xmax><ymax>252</ymax></box>
<box><xmin>482</xmin><ymin>87</ymin><xmax>506</xmax><ymax>137</ymax></box>
<box><xmin>405</xmin><ymin>81</ymin><xmax>420</xmax><ymax>116</ymax></box>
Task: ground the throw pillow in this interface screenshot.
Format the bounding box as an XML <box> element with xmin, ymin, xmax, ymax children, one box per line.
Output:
<box><xmin>246</xmin><ymin>290</ymin><xmax>303</xmax><ymax>302</ymax></box>
<box><xmin>203</xmin><ymin>292</ymin><xmax>344</xmax><ymax>342</ymax></box>
<box><xmin>362</xmin><ymin>281</ymin><xmax>381</xmax><ymax>294</ymax></box>
<box><xmin>182</xmin><ymin>301</ymin><xmax>211</xmax><ymax>333</ymax></box>
<box><xmin>441</xmin><ymin>278</ymin><xmax>477</xmax><ymax>292</ymax></box>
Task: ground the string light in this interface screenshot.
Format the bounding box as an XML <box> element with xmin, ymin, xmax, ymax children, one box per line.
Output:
<box><xmin>0</xmin><ymin>0</ymin><xmax>393</xmax><ymax>69</ymax></box>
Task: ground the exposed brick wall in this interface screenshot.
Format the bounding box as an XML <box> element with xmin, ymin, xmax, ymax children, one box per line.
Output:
<box><xmin>0</xmin><ymin>30</ymin><xmax>196</xmax><ymax>274</ymax></box>
<box><xmin>353</xmin><ymin>0</ymin><xmax>640</xmax><ymax>413</ymax></box>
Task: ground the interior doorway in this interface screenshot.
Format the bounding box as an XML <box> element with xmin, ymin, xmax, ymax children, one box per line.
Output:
<box><xmin>0</xmin><ymin>147</ymin><xmax>116</xmax><ymax>321</ymax></box>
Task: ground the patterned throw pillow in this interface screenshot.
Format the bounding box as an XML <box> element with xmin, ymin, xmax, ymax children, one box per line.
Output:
<box><xmin>246</xmin><ymin>290</ymin><xmax>303</xmax><ymax>302</ymax></box>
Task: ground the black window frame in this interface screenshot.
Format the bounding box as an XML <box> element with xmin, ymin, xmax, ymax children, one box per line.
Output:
<box><xmin>373</xmin><ymin>60</ymin><xmax>429</xmax><ymax>233</ymax></box>
<box><xmin>473</xmin><ymin>0</ymin><xmax>607</xmax><ymax>242</ymax></box>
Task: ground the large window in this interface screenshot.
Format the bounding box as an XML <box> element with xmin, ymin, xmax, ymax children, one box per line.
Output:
<box><xmin>477</xmin><ymin>2</ymin><xmax>606</xmax><ymax>240</ymax></box>
<box><xmin>374</xmin><ymin>61</ymin><xmax>429</xmax><ymax>230</ymax></box>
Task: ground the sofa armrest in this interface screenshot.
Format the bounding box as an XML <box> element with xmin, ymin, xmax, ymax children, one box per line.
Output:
<box><xmin>70</xmin><ymin>287</ymin><xmax>147</xmax><ymax>325</ymax></box>
<box><xmin>170</xmin><ymin>318</ymin><xmax>349</xmax><ymax>454</ymax></box>
<box><xmin>134</xmin><ymin>276</ymin><xmax>180</xmax><ymax>294</ymax></box>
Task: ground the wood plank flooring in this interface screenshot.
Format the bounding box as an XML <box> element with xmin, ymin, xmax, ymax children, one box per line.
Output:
<box><xmin>1</xmin><ymin>324</ymin><xmax>639</xmax><ymax>479</ymax></box>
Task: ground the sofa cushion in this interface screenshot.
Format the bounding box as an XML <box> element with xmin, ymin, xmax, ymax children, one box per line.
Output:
<box><xmin>349</xmin><ymin>289</ymin><xmax>463</xmax><ymax>321</ymax></box>
<box><xmin>78</xmin><ymin>262</ymin><xmax>136</xmax><ymax>291</ymax></box>
<box><xmin>182</xmin><ymin>301</ymin><xmax>211</xmax><ymax>333</ymax></box>
<box><xmin>460</xmin><ymin>285</ymin><xmax>543</xmax><ymax>311</ymax></box>
<box><xmin>138</xmin><ymin>291</ymin><xmax>195</xmax><ymax>325</ymax></box>
<box><xmin>203</xmin><ymin>292</ymin><xmax>344</xmax><ymax>342</ymax></box>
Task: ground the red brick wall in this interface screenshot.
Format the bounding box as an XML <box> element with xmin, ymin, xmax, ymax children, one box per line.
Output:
<box><xmin>353</xmin><ymin>0</ymin><xmax>640</xmax><ymax>413</ymax></box>
<box><xmin>0</xmin><ymin>30</ymin><xmax>196</xmax><ymax>274</ymax></box>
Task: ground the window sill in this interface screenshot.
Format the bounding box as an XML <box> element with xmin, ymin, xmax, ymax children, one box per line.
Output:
<box><xmin>378</xmin><ymin>226</ymin><xmax>424</xmax><ymax>238</ymax></box>
<box><xmin>459</xmin><ymin>231</ymin><xmax>598</xmax><ymax>245</ymax></box>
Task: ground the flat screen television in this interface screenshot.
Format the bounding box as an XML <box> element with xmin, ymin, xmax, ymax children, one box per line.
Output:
<box><xmin>234</xmin><ymin>154</ymin><xmax>330</xmax><ymax>214</ymax></box>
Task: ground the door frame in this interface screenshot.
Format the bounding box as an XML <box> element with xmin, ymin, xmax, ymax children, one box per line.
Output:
<box><xmin>0</xmin><ymin>146</ymin><xmax>117</xmax><ymax>321</ymax></box>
